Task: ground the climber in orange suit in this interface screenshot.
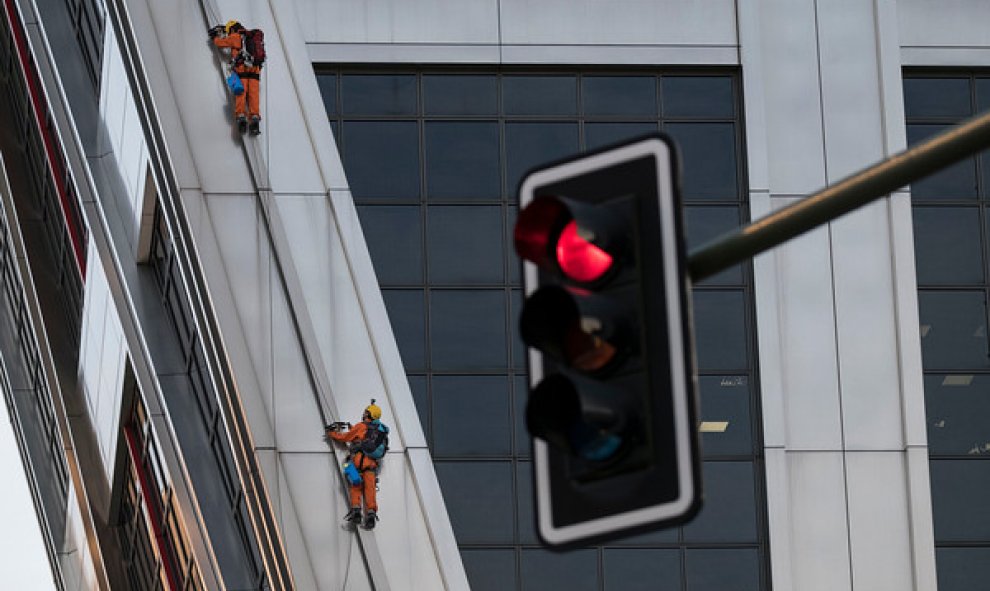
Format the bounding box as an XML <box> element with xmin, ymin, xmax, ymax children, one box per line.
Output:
<box><xmin>326</xmin><ymin>402</ymin><xmax>383</xmax><ymax>529</ymax></box>
<box><xmin>208</xmin><ymin>20</ymin><xmax>263</xmax><ymax>135</ymax></box>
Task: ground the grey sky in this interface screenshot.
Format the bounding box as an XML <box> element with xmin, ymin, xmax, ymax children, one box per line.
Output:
<box><xmin>0</xmin><ymin>400</ymin><xmax>58</xmax><ymax>590</ymax></box>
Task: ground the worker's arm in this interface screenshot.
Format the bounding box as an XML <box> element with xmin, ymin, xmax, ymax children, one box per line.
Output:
<box><xmin>328</xmin><ymin>422</ymin><xmax>366</xmax><ymax>443</ymax></box>
<box><xmin>212</xmin><ymin>34</ymin><xmax>241</xmax><ymax>50</ymax></box>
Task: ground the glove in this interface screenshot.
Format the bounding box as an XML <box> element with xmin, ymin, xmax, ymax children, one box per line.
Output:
<box><xmin>208</xmin><ymin>26</ymin><xmax>221</xmax><ymax>39</ymax></box>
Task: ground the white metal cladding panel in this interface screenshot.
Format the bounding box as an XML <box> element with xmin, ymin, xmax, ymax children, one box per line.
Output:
<box><xmin>78</xmin><ymin>247</ymin><xmax>126</xmax><ymax>475</ymax></box>
<box><xmin>499</xmin><ymin>0</ymin><xmax>736</xmax><ymax>46</ymax></box>
<box><xmin>830</xmin><ymin>201</ymin><xmax>905</xmax><ymax>450</ymax></box>
<box><xmin>757</xmin><ymin>0</ymin><xmax>827</xmax><ymax>194</ymax></box>
<box><xmin>198</xmin><ymin>192</ymin><xmax>277</xmax><ymax>449</ymax></box>
<box><xmin>787</xmin><ymin>452</ymin><xmax>853</xmax><ymax>591</ymax></box>
<box><xmin>772</xmin><ymin>199</ymin><xmax>844</xmax><ymax>451</ymax></box>
<box><xmin>816</xmin><ymin>0</ymin><xmax>885</xmax><ymax>183</ymax></box>
<box><xmin>844</xmin><ymin>453</ymin><xmax>915</xmax><ymax>591</ymax></box>
<box><xmin>897</xmin><ymin>0</ymin><xmax>990</xmax><ymax>49</ymax></box>
<box><xmin>292</xmin><ymin>0</ymin><xmax>498</xmax><ymax>44</ymax></box>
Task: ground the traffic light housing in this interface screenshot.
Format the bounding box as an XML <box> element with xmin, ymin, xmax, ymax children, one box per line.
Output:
<box><xmin>515</xmin><ymin>134</ymin><xmax>701</xmax><ymax>547</ymax></box>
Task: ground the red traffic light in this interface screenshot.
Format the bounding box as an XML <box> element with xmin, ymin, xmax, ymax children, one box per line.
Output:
<box><xmin>556</xmin><ymin>220</ymin><xmax>613</xmax><ymax>283</ymax></box>
<box><xmin>514</xmin><ymin>196</ymin><xmax>617</xmax><ymax>286</ymax></box>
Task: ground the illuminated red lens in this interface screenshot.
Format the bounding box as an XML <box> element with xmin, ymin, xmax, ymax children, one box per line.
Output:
<box><xmin>555</xmin><ymin>221</ymin><xmax>613</xmax><ymax>283</ymax></box>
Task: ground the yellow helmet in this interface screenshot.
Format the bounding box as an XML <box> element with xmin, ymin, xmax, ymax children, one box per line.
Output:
<box><xmin>224</xmin><ymin>20</ymin><xmax>241</xmax><ymax>34</ymax></box>
<box><xmin>364</xmin><ymin>400</ymin><xmax>382</xmax><ymax>421</ymax></box>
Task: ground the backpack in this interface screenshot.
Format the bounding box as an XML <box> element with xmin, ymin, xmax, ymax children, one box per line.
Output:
<box><xmin>243</xmin><ymin>29</ymin><xmax>265</xmax><ymax>66</ymax></box>
<box><xmin>359</xmin><ymin>421</ymin><xmax>389</xmax><ymax>460</ymax></box>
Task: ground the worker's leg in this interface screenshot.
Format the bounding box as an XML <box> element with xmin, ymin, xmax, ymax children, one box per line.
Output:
<box><xmin>247</xmin><ymin>76</ymin><xmax>260</xmax><ymax>120</ymax></box>
<box><xmin>233</xmin><ymin>89</ymin><xmax>246</xmax><ymax>121</ymax></box>
<box><xmin>349</xmin><ymin>482</ymin><xmax>363</xmax><ymax>509</ymax></box>
<box><xmin>361</xmin><ymin>471</ymin><xmax>377</xmax><ymax>512</ymax></box>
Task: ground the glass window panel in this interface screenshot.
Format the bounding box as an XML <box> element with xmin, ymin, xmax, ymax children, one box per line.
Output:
<box><xmin>698</xmin><ymin>375</ymin><xmax>752</xmax><ymax>456</ymax></box>
<box><xmin>435</xmin><ymin>461</ymin><xmax>514</xmax><ymax>544</ymax></box>
<box><xmin>924</xmin><ymin>374</ymin><xmax>990</xmax><ymax>456</ymax></box>
<box><xmin>505</xmin><ymin>122</ymin><xmax>579</xmax><ymax>196</ymax></box>
<box><xmin>424</xmin><ymin>75</ymin><xmax>498</xmax><ymax>115</ymax></box>
<box><xmin>425</xmin><ymin>121</ymin><xmax>501</xmax><ymax>200</ymax></box>
<box><xmin>936</xmin><ymin>548</ymin><xmax>990</xmax><ymax>591</ymax></box>
<box><xmin>693</xmin><ymin>290</ymin><xmax>748</xmax><ymax>371</ymax></box>
<box><xmin>520</xmin><ymin>548</ymin><xmax>598</xmax><ymax>591</ymax></box>
<box><xmin>918</xmin><ymin>291</ymin><xmax>990</xmax><ymax>370</ymax></box>
<box><xmin>432</xmin><ymin>375</ymin><xmax>511</xmax><ymax>457</ymax></box>
<box><xmin>462</xmin><ymin>549</ymin><xmax>518</xmax><ymax>591</ymax></box>
<box><xmin>427</xmin><ymin>205</ymin><xmax>504</xmax><ymax>284</ymax></box>
<box><xmin>977</xmin><ymin>78</ymin><xmax>990</xmax><ymax>113</ymax></box>
<box><xmin>342</xmin><ymin>122</ymin><xmax>420</xmax><ymax>200</ymax></box>
<box><xmin>329</xmin><ymin>121</ymin><xmax>339</xmax><ymax>148</ymax></box>
<box><xmin>907</xmin><ymin>125</ymin><xmax>977</xmax><ymax>199</ymax></box>
<box><xmin>430</xmin><ymin>290</ymin><xmax>507</xmax><ymax>370</ymax></box>
<box><xmin>356</xmin><ymin>205</ymin><xmax>423</xmax><ymax>285</ymax></box>
<box><xmin>341</xmin><ymin>74</ymin><xmax>417</xmax><ymax>116</ymax></box>
<box><xmin>515</xmin><ymin>462</ymin><xmax>539</xmax><ymax>544</ymax></box>
<box><xmin>408</xmin><ymin>375</ymin><xmax>429</xmax><ymax>441</ymax></box>
<box><xmin>682</xmin><ymin>461</ymin><xmax>757</xmax><ymax>543</ymax></box>
<box><xmin>585</xmin><ymin>122</ymin><xmax>658</xmax><ymax>151</ymax></box>
<box><xmin>666</xmin><ymin>123</ymin><xmax>738</xmax><ymax>200</ymax></box>
<box><xmin>381</xmin><ymin>290</ymin><xmax>426</xmax><ymax>370</ymax></box>
<box><xmin>604</xmin><ymin>549</ymin><xmax>681</xmax><ymax>591</ymax></box>
<box><xmin>510</xmin><ymin>288</ymin><xmax>525</xmax><ymax>370</ymax></box>
<box><xmin>912</xmin><ymin>206</ymin><xmax>982</xmax><ymax>285</ymax></box>
<box><xmin>663</xmin><ymin>76</ymin><xmax>735</xmax><ymax>118</ymax></box>
<box><xmin>685</xmin><ymin>548</ymin><xmax>761</xmax><ymax>591</ymax></box>
<box><xmin>315</xmin><ymin>73</ymin><xmax>337</xmax><ymax>116</ymax></box>
<box><xmin>904</xmin><ymin>78</ymin><xmax>971</xmax><ymax>119</ymax></box>
<box><xmin>685</xmin><ymin>206</ymin><xmax>744</xmax><ymax>285</ymax></box>
<box><xmin>981</xmin><ymin>151</ymin><xmax>990</xmax><ymax>200</ymax></box>
<box><xmin>507</xmin><ymin>206</ymin><xmax>521</xmax><ymax>286</ymax></box>
<box><xmin>582</xmin><ymin>76</ymin><xmax>657</xmax><ymax>117</ymax></box>
<box><xmin>513</xmin><ymin>374</ymin><xmax>530</xmax><ymax>457</ymax></box>
<box><xmin>503</xmin><ymin>75</ymin><xmax>578</xmax><ymax>116</ymax></box>
<box><xmin>930</xmin><ymin>459</ymin><xmax>990</xmax><ymax>541</ymax></box>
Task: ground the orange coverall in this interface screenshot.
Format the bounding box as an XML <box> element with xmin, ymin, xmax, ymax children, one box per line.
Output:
<box><xmin>212</xmin><ymin>33</ymin><xmax>262</xmax><ymax>121</ymax></box>
<box><xmin>328</xmin><ymin>421</ymin><xmax>379</xmax><ymax>512</ymax></box>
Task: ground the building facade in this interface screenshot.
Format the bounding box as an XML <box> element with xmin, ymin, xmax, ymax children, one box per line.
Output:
<box><xmin>0</xmin><ymin>0</ymin><xmax>987</xmax><ymax>590</ymax></box>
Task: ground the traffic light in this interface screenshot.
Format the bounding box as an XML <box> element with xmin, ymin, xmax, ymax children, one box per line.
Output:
<box><xmin>514</xmin><ymin>134</ymin><xmax>701</xmax><ymax>547</ymax></box>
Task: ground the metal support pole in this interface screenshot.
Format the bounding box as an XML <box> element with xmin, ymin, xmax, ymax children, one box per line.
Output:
<box><xmin>688</xmin><ymin>109</ymin><xmax>990</xmax><ymax>282</ymax></box>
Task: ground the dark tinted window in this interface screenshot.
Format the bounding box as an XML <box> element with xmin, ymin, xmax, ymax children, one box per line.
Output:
<box><xmin>907</xmin><ymin>124</ymin><xmax>978</xmax><ymax>199</ymax></box>
<box><xmin>663</xmin><ymin>76</ymin><xmax>735</xmax><ymax>118</ymax></box>
<box><xmin>503</xmin><ymin>75</ymin><xmax>578</xmax><ymax>115</ymax></box>
<box><xmin>582</xmin><ymin>76</ymin><xmax>658</xmax><ymax>116</ymax></box>
<box><xmin>906</xmin><ymin>72</ymin><xmax>990</xmax><ymax>581</ymax></box>
<box><xmin>356</xmin><ymin>205</ymin><xmax>423</xmax><ymax>285</ymax></box>
<box><xmin>427</xmin><ymin>205</ymin><xmax>504</xmax><ymax>285</ymax></box>
<box><xmin>913</xmin><ymin>206</ymin><xmax>983</xmax><ymax>285</ymax></box>
<box><xmin>424</xmin><ymin>75</ymin><xmax>498</xmax><ymax>116</ymax></box>
<box><xmin>342</xmin><ymin>122</ymin><xmax>420</xmax><ymax>199</ymax></box>
<box><xmin>918</xmin><ymin>291</ymin><xmax>989</xmax><ymax>370</ymax></box>
<box><xmin>341</xmin><ymin>74</ymin><xmax>417</xmax><ymax>115</ymax></box>
<box><xmin>327</xmin><ymin>68</ymin><xmax>763</xmax><ymax>591</ymax></box>
<box><xmin>904</xmin><ymin>77</ymin><xmax>971</xmax><ymax>119</ymax></box>
<box><xmin>425</xmin><ymin>122</ymin><xmax>501</xmax><ymax>199</ymax></box>
<box><xmin>429</xmin><ymin>290</ymin><xmax>507</xmax><ymax>370</ymax></box>
<box><xmin>666</xmin><ymin>122</ymin><xmax>738</xmax><ymax>199</ymax></box>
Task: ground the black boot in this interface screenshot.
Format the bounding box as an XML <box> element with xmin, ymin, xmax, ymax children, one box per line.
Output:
<box><xmin>363</xmin><ymin>511</ymin><xmax>378</xmax><ymax>530</ymax></box>
<box><xmin>343</xmin><ymin>508</ymin><xmax>362</xmax><ymax>524</ymax></box>
<box><xmin>249</xmin><ymin>118</ymin><xmax>261</xmax><ymax>136</ymax></box>
<box><xmin>237</xmin><ymin>117</ymin><xmax>247</xmax><ymax>134</ymax></box>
